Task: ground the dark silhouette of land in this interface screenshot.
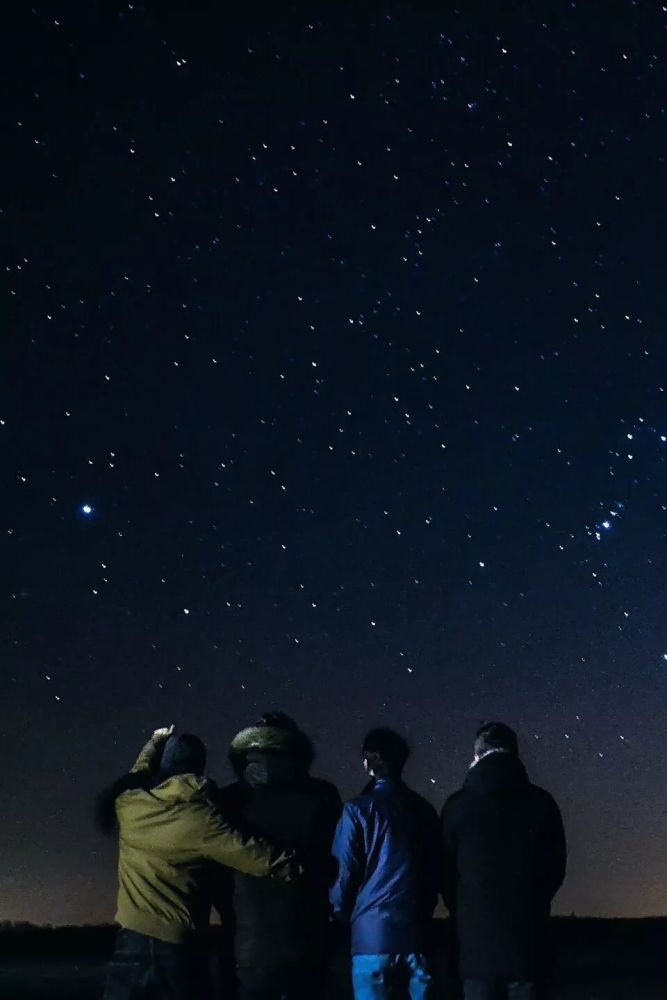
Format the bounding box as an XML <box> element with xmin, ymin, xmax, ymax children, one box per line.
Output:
<box><xmin>0</xmin><ymin>918</ymin><xmax>663</xmax><ymax>999</ymax></box>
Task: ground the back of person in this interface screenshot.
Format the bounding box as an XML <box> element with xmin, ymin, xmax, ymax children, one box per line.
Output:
<box><xmin>343</xmin><ymin>779</ymin><xmax>438</xmax><ymax>954</ymax></box>
<box><xmin>331</xmin><ymin>728</ymin><xmax>440</xmax><ymax>1000</ymax></box>
<box><xmin>217</xmin><ymin>713</ymin><xmax>342</xmax><ymax>998</ymax></box>
<box><xmin>116</xmin><ymin>772</ymin><xmax>231</xmax><ymax>940</ymax></box>
<box><xmin>441</xmin><ymin>722</ymin><xmax>566</xmax><ymax>999</ymax></box>
<box><xmin>100</xmin><ymin>727</ymin><xmax>297</xmax><ymax>1000</ymax></box>
<box><xmin>219</xmin><ymin>775</ymin><xmax>341</xmax><ymax>965</ymax></box>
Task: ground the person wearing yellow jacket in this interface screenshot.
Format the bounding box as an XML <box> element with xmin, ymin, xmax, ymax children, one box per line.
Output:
<box><xmin>100</xmin><ymin>725</ymin><xmax>298</xmax><ymax>1000</ymax></box>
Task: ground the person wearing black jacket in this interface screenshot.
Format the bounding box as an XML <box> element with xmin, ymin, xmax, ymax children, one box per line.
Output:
<box><xmin>215</xmin><ymin>712</ymin><xmax>342</xmax><ymax>1000</ymax></box>
<box><xmin>440</xmin><ymin>722</ymin><xmax>566</xmax><ymax>1000</ymax></box>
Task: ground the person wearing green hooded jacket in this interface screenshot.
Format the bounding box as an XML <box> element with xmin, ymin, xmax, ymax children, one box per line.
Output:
<box><xmin>98</xmin><ymin>725</ymin><xmax>298</xmax><ymax>1000</ymax></box>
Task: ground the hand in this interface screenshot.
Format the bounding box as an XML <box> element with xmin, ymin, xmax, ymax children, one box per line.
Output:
<box><xmin>152</xmin><ymin>724</ymin><xmax>175</xmax><ymax>741</ymax></box>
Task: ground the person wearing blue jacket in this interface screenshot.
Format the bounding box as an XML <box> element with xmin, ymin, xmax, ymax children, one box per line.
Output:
<box><xmin>330</xmin><ymin>728</ymin><xmax>440</xmax><ymax>1000</ymax></box>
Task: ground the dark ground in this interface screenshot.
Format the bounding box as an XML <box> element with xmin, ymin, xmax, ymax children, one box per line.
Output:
<box><xmin>0</xmin><ymin>919</ymin><xmax>663</xmax><ymax>999</ymax></box>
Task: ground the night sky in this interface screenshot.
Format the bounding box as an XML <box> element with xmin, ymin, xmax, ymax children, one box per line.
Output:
<box><xmin>3</xmin><ymin>2</ymin><xmax>666</xmax><ymax>926</ymax></box>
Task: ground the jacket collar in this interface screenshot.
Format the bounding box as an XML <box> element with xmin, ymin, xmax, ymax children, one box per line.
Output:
<box><xmin>464</xmin><ymin>751</ymin><xmax>529</xmax><ymax>796</ymax></box>
<box><xmin>369</xmin><ymin>776</ymin><xmax>404</xmax><ymax>792</ymax></box>
<box><xmin>144</xmin><ymin>773</ymin><xmax>212</xmax><ymax>802</ymax></box>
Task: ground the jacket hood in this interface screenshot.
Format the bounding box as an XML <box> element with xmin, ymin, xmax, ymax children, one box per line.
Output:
<box><xmin>231</xmin><ymin>725</ymin><xmax>299</xmax><ymax>754</ymax></box>
<box><xmin>229</xmin><ymin>724</ymin><xmax>314</xmax><ymax>781</ymax></box>
<box><xmin>135</xmin><ymin>773</ymin><xmax>213</xmax><ymax>804</ymax></box>
<box><xmin>464</xmin><ymin>751</ymin><xmax>529</xmax><ymax>797</ymax></box>
<box><xmin>96</xmin><ymin>769</ymin><xmax>214</xmax><ymax>833</ymax></box>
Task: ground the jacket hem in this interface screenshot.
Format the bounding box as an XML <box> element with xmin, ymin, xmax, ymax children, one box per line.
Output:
<box><xmin>116</xmin><ymin>910</ymin><xmax>192</xmax><ymax>945</ymax></box>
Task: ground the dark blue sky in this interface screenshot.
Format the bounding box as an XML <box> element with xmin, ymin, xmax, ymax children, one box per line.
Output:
<box><xmin>3</xmin><ymin>1</ymin><xmax>666</xmax><ymax>923</ymax></box>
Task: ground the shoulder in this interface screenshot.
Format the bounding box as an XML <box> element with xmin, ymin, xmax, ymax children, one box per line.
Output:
<box><xmin>342</xmin><ymin>793</ymin><xmax>365</xmax><ymax>813</ymax></box>
<box><xmin>441</xmin><ymin>786</ymin><xmax>467</xmax><ymax>809</ymax></box>
<box><xmin>187</xmin><ymin>775</ymin><xmax>220</xmax><ymax>803</ymax></box>
<box><xmin>405</xmin><ymin>785</ymin><xmax>438</xmax><ymax>820</ymax></box>
<box><xmin>440</xmin><ymin>786</ymin><xmax>468</xmax><ymax>822</ymax></box>
<box><xmin>529</xmin><ymin>783</ymin><xmax>562</xmax><ymax>816</ymax></box>
<box><xmin>341</xmin><ymin>791</ymin><xmax>372</xmax><ymax>821</ymax></box>
<box><xmin>212</xmin><ymin>780</ymin><xmax>247</xmax><ymax>818</ymax></box>
<box><xmin>331</xmin><ymin>799</ymin><xmax>364</xmax><ymax>838</ymax></box>
<box><xmin>216</xmin><ymin>779</ymin><xmax>242</xmax><ymax>801</ymax></box>
<box><xmin>306</xmin><ymin>775</ymin><xmax>341</xmax><ymax>803</ymax></box>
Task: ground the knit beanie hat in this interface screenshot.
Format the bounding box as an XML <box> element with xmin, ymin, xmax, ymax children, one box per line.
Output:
<box><xmin>160</xmin><ymin>733</ymin><xmax>207</xmax><ymax>776</ymax></box>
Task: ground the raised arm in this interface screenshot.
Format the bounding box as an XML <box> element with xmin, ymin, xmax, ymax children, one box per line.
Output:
<box><xmin>130</xmin><ymin>725</ymin><xmax>174</xmax><ymax>773</ymax></box>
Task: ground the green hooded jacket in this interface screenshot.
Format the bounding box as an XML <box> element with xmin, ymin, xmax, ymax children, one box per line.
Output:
<box><xmin>114</xmin><ymin>732</ymin><xmax>294</xmax><ymax>944</ymax></box>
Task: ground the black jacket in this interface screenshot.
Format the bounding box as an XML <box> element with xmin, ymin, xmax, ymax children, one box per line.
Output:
<box><xmin>440</xmin><ymin>752</ymin><xmax>566</xmax><ymax>981</ymax></box>
<box><xmin>330</xmin><ymin>778</ymin><xmax>441</xmax><ymax>954</ymax></box>
<box><xmin>216</xmin><ymin>730</ymin><xmax>342</xmax><ymax>969</ymax></box>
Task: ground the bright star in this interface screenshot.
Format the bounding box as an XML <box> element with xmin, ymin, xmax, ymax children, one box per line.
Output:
<box><xmin>81</xmin><ymin>504</ymin><xmax>93</xmax><ymax>515</ymax></box>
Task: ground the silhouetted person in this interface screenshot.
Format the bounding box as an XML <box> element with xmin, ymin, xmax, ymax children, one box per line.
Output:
<box><xmin>216</xmin><ymin>712</ymin><xmax>342</xmax><ymax>1000</ymax></box>
<box><xmin>98</xmin><ymin>725</ymin><xmax>298</xmax><ymax>1000</ymax></box>
<box><xmin>330</xmin><ymin>728</ymin><xmax>440</xmax><ymax>1000</ymax></box>
<box><xmin>440</xmin><ymin>722</ymin><xmax>567</xmax><ymax>1000</ymax></box>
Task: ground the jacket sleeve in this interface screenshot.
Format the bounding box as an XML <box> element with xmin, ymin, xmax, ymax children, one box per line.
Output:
<box><xmin>200</xmin><ymin>805</ymin><xmax>297</xmax><ymax>880</ymax></box>
<box><xmin>306</xmin><ymin>784</ymin><xmax>343</xmax><ymax>889</ymax></box>
<box><xmin>318</xmin><ymin>785</ymin><xmax>344</xmax><ymax>855</ymax></box>
<box><xmin>423</xmin><ymin>802</ymin><xmax>443</xmax><ymax>915</ymax></box>
<box><xmin>542</xmin><ymin>794</ymin><xmax>567</xmax><ymax>899</ymax></box>
<box><xmin>439</xmin><ymin>795</ymin><xmax>459</xmax><ymax>912</ymax></box>
<box><xmin>329</xmin><ymin>803</ymin><xmax>363</xmax><ymax>921</ymax></box>
<box><xmin>130</xmin><ymin>733</ymin><xmax>166</xmax><ymax>773</ymax></box>
<box><xmin>325</xmin><ymin>785</ymin><xmax>344</xmax><ymax>832</ymax></box>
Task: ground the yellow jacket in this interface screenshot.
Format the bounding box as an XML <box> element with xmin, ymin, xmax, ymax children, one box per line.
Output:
<box><xmin>115</xmin><ymin>732</ymin><xmax>294</xmax><ymax>943</ymax></box>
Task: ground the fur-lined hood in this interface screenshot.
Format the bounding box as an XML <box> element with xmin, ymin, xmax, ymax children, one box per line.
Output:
<box><xmin>231</xmin><ymin>725</ymin><xmax>299</xmax><ymax>754</ymax></box>
<box><xmin>228</xmin><ymin>720</ymin><xmax>314</xmax><ymax>779</ymax></box>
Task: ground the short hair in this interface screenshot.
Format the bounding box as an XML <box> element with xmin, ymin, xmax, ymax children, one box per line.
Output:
<box><xmin>474</xmin><ymin>721</ymin><xmax>518</xmax><ymax>757</ymax></box>
<box><xmin>362</xmin><ymin>728</ymin><xmax>410</xmax><ymax>777</ymax></box>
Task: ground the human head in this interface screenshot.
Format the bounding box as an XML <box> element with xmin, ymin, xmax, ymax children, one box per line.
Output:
<box><xmin>362</xmin><ymin>727</ymin><xmax>409</xmax><ymax>779</ymax></box>
<box><xmin>473</xmin><ymin>721</ymin><xmax>518</xmax><ymax>762</ymax></box>
<box><xmin>160</xmin><ymin>733</ymin><xmax>207</xmax><ymax>776</ymax></box>
<box><xmin>229</xmin><ymin>711</ymin><xmax>314</xmax><ymax>780</ymax></box>
<box><xmin>254</xmin><ymin>711</ymin><xmax>300</xmax><ymax>733</ymax></box>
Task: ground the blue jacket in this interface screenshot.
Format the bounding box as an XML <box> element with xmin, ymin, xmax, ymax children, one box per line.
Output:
<box><xmin>330</xmin><ymin>778</ymin><xmax>440</xmax><ymax>954</ymax></box>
